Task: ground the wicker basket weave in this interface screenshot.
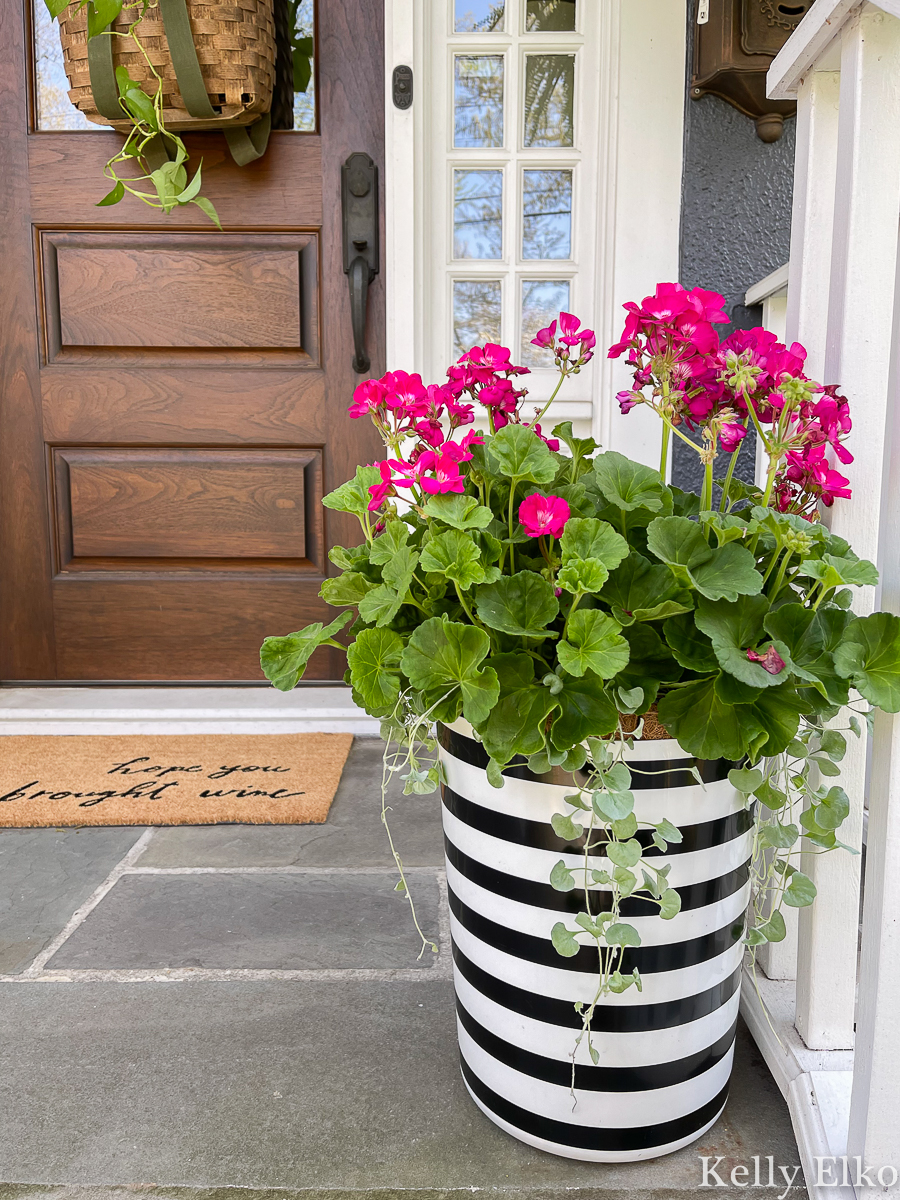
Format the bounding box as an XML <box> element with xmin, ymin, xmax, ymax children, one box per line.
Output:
<box><xmin>58</xmin><ymin>0</ymin><xmax>276</xmax><ymax>131</ymax></box>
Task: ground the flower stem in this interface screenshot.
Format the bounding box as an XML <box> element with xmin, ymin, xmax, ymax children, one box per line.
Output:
<box><xmin>526</xmin><ymin>371</ymin><xmax>568</xmax><ymax>432</ymax></box>
<box><xmin>701</xmin><ymin>457</ymin><xmax>714</xmax><ymax>512</ymax></box>
<box><xmin>718</xmin><ymin>417</ymin><xmax>748</xmax><ymax>512</ymax></box>
<box><xmin>659</xmin><ymin>422</ymin><xmax>671</xmax><ymax>482</ymax></box>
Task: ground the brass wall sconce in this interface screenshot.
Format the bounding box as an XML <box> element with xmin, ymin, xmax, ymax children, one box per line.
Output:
<box><xmin>691</xmin><ymin>0</ymin><xmax>815</xmax><ymax>142</ymax></box>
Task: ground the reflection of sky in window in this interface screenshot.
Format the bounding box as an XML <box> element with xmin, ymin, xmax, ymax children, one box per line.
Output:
<box><xmin>453</xmin><ymin>280</ymin><xmax>502</xmax><ymax>358</ymax></box>
<box><xmin>455</xmin><ymin>1</ymin><xmax>505</xmax><ymax>32</ymax></box>
<box><xmin>292</xmin><ymin>0</ymin><xmax>316</xmax><ymax>132</ymax></box>
<box><xmin>521</xmin><ymin>279</ymin><xmax>569</xmax><ymax>366</ymax></box>
<box><xmin>523</xmin><ymin>170</ymin><xmax>572</xmax><ymax>259</ymax></box>
<box><xmin>526</xmin><ymin>0</ymin><xmax>576</xmax><ymax>31</ymax></box>
<box><xmin>524</xmin><ymin>54</ymin><xmax>574</xmax><ymax>147</ymax></box>
<box><xmin>454</xmin><ymin>55</ymin><xmax>504</xmax><ymax>148</ymax></box>
<box><xmin>454</xmin><ymin>170</ymin><xmax>503</xmax><ymax>259</ymax></box>
<box><xmin>33</xmin><ymin>3</ymin><xmax>92</xmax><ymax>130</ymax></box>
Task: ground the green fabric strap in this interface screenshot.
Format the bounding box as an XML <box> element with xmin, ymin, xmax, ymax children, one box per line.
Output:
<box><xmin>157</xmin><ymin>0</ymin><xmax>271</xmax><ymax>164</ymax></box>
<box><xmin>86</xmin><ymin>30</ymin><xmax>121</xmax><ymax>121</ymax></box>
<box><xmin>142</xmin><ymin>133</ymin><xmax>177</xmax><ymax>171</ymax></box>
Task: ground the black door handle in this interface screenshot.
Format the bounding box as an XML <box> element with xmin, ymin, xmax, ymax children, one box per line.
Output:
<box><xmin>341</xmin><ymin>152</ymin><xmax>379</xmax><ymax>374</ymax></box>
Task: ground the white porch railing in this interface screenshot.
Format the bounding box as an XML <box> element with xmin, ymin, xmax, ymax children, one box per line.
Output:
<box><xmin>740</xmin><ymin>3</ymin><xmax>900</xmax><ymax>1196</ymax></box>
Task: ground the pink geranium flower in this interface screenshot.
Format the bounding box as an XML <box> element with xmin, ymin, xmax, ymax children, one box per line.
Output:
<box><xmin>747</xmin><ymin>645</ymin><xmax>786</xmax><ymax>675</ymax></box>
<box><xmin>719</xmin><ymin>422</ymin><xmax>747</xmax><ymax>453</ymax></box>
<box><xmin>367</xmin><ymin>461</ymin><xmax>395</xmax><ymax>511</ymax></box>
<box><xmin>519</xmin><ymin>493</ymin><xmax>570</xmax><ymax>539</ymax></box>
<box><xmin>417</xmin><ymin>452</ymin><xmax>466</xmax><ymax>495</ymax></box>
<box><xmin>349</xmin><ymin>378</ymin><xmax>387</xmax><ymax>419</ymax></box>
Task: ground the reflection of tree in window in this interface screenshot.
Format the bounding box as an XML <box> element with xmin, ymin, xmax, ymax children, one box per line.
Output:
<box><xmin>524</xmin><ymin>54</ymin><xmax>574</xmax><ymax>147</ymax></box>
<box><xmin>525</xmin><ymin>0</ymin><xmax>576</xmax><ymax>32</ymax></box>
<box><xmin>454</xmin><ymin>170</ymin><xmax>503</xmax><ymax>259</ymax></box>
<box><xmin>291</xmin><ymin>0</ymin><xmax>316</xmax><ymax>132</ymax></box>
<box><xmin>33</xmin><ymin>2</ymin><xmax>92</xmax><ymax>130</ymax></box>
<box><xmin>521</xmin><ymin>279</ymin><xmax>570</xmax><ymax>366</ymax></box>
<box><xmin>455</xmin><ymin>1</ymin><xmax>505</xmax><ymax>32</ymax></box>
<box><xmin>453</xmin><ymin>281</ymin><xmax>502</xmax><ymax>357</ymax></box>
<box><xmin>523</xmin><ymin>170</ymin><xmax>572</xmax><ymax>259</ymax></box>
<box><xmin>454</xmin><ymin>56</ymin><xmax>505</xmax><ymax>148</ymax></box>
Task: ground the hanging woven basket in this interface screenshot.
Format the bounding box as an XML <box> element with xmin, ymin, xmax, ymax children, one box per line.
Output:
<box><xmin>57</xmin><ymin>0</ymin><xmax>276</xmax><ymax>161</ymax></box>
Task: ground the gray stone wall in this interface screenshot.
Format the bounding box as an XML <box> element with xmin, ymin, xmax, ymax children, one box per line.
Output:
<box><xmin>672</xmin><ymin>21</ymin><xmax>796</xmax><ymax>494</ymax></box>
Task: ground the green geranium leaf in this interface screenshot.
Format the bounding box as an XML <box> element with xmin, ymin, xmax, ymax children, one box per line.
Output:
<box><xmin>695</xmin><ymin>594</ymin><xmax>792</xmax><ymax>689</ymax></box>
<box><xmin>419</xmin><ymin>529</ymin><xmax>485</xmax><ymax>589</ymax></box>
<box><xmin>320</xmin><ymin>572</ymin><xmax>376</xmax><ymax>607</ymax></box>
<box><xmin>763</xmin><ymin>603</ymin><xmax>827</xmax><ymax>684</ymax></box>
<box><xmin>475</xmin><ymin>572</ymin><xmax>559</xmax><ymax>637</ymax></box>
<box><xmin>746</xmin><ymin>684</ymin><xmax>809</xmax><ymax>758</ymax></box>
<box><xmin>663</xmin><ymin>612</ymin><xmax>718</xmax><ymax>672</ymax></box>
<box><xmin>329</xmin><ymin>542</ymin><xmax>370</xmax><ymax>571</ymax></box>
<box><xmin>834</xmin><ymin>612</ymin><xmax>900</xmax><ymax>711</ymax></box>
<box><xmin>614</xmin><ymin>623</ymin><xmax>682</xmax><ymax>705</ymax></box>
<box><xmin>657</xmin><ymin>676</ymin><xmax>763</xmax><ymax>760</ymax></box>
<box><xmin>260</xmin><ymin>610</ymin><xmax>353</xmax><ymax>692</ymax></box>
<box><xmin>323</xmin><ymin>465</ymin><xmax>382</xmax><ymax>518</ymax></box>
<box><xmin>551</xmin><ymin>922</ymin><xmax>581</xmax><ymax>958</ymax></box>
<box><xmin>647</xmin><ymin>517</ymin><xmax>763</xmax><ymax>601</ymax></box>
<box><xmin>557</xmin><ymin>558</ymin><xmax>611</xmax><ymax>594</ymax></box>
<box><xmin>557</xmin><ymin>610</ymin><xmax>630</xmax><ymax>679</ymax></box>
<box><xmin>487</xmin><ymin>424</ymin><xmax>557</xmax><ymax>485</ymax></box>
<box><xmin>346</xmin><ymin>627</ymin><xmax>403</xmax><ymax>716</ymax></box>
<box><xmin>560</xmin><ymin>518</ymin><xmax>629</xmax><ymax>571</ymax></box>
<box><xmin>550</xmin><ymin>671</ymin><xmax>618</xmax><ymax>750</ymax></box>
<box><xmin>368</xmin><ymin>520</ymin><xmax>410</xmax><ymax>564</ymax></box>
<box><xmin>358</xmin><ymin>583</ymin><xmax>404</xmax><ymax>627</ymax></box>
<box><xmin>593</xmin><ymin>451</ymin><xmax>672</xmax><ymax>513</ymax></box>
<box><xmin>480</xmin><ymin>654</ymin><xmax>559</xmax><ymax>764</ymax></box>
<box><xmin>602</xmin><ymin>553</ymin><xmax>692</xmax><ymax>625</ymax></box>
<box><xmin>422</xmin><ymin>493</ymin><xmax>494</xmax><ymax>530</ymax></box>
<box><xmin>400</xmin><ymin>617</ymin><xmax>499</xmax><ymax>726</ymax></box>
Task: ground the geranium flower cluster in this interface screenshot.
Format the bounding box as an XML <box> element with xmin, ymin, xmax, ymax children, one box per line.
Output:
<box><xmin>350</xmin><ymin>313</ymin><xmax>595</xmax><ymax>513</ymax></box>
<box><xmin>609</xmin><ymin>282</ymin><xmax>853</xmax><ymax>516</ymax></box>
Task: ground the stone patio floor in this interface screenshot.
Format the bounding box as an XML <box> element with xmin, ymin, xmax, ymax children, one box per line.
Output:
<box><xmin>0</xmin><ymin>738</ymin><xmax>807</xmax><ymax>1199</ymax></box>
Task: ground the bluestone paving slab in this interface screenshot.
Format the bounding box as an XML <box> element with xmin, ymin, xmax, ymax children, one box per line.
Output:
<box><xmin>140</xmin><ymin>739</ymin><xmax>444</xmax><ymax>869</ymax></box>
<box><xmin>46</xmin><ymin>873</ymin><xmax>441</xmax><ymax>970</ymax></box>
<box><xmin>0</xmin><ymin>827</ymin><xmax>144</xmax><ymax>974</ymax></box>
<box><xmin>0</xmin><ymin>982</ymin><xmax>804</xmax><ymax>1196</ymax></box>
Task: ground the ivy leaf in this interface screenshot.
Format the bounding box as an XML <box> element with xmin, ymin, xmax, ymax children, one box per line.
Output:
<box><xmin>758</xmin><ymin>910</ymin><xmax>787</xmax><ymax>942</ymax></box>
<box><xmin>593</xmin><ymin>451</ymin><xmax>672</xmax><ymax>513</ymax></box>
<box><xmin>419</xmin><ymin>529</ymin><xmax>485</xmax><ymax>589</ymax></box>
<box><xmin>551</xmin><ymin>922</ymin><xmax>581</xmax><ymax>958</ymax></box>
<box><xmin>551</xmin><ymin>812</ymin><xmax>585</xmax><ymax>841</ymax></box>
<box><xmin>474</xmin><ymin>572</ymin><xmax>559</xmax><ymax>637</ymax></box>
<box><xmin>323</xmin><ymin>465</ymin><xmax>382</xmax><ymax>518</ymax></box>
<box><xmin>592</xmin><ymin>789</ymin><xmax>634</xmax><ymax>821</ymax></box>
<box><xmin>346</xmin><ymin>627</ymin><xmax>403</xmax><ymax>716</ymax></box>
<box><xmin>550</xmin><ymin>859</ymin><xmax>576</xmax><ymax>892</ymax></box>
<box><xmin>368</xmin><ymin>521</ymin><xmax>410</xmax><ymax>564</ymax></box>
<box><xmin>480</xmin><ymin>654</ymin><xmax>559</xmax><ymax>764</ymax></box>
<box><xmin>87</xmin><ymin>0</ymin><xmax>123</xmax><ymax>39</ymax></box>
<box><xmin>422</xmin><ymin>493</ymin><xmax>494</xmax><ymax>530</ymax></box>
<box><xmin>399</xmin><ymin>617</ymin><xmax>499</xmax><ymax>726</ymax></box>
<box><xmin>783</xmin><ymin>871</ymin><xmax>817</xmax><ymax>907</ymax></box>
<box><xmin>819</xmin><ymin>729</ymin><xmax>847</xmax><ymax>762</ymax></box>
<box><xmin>601</xmin><ymin>552</ymin><xmax>693</xmax><ymax>625</ymax></box>
<box><xmin>834</xmin><ymin>612</ymin><xmax>900</xmax><ymax>711</ymax></box>
<box><xmin>729</xmin><ymin>767</ymin><xmax>764</xmax><ymax>792</ymax></box>
<box><xmin>190</xmin><ymin>196</ymin><xmax>223</xmax><ymax>231</ymax></box>
<box><xmin>45</xmin><ymin>0</ymin><xmax>73</xmax><ymax>16</ymax></box>
<box><xmin>557</xmin><ymin>610</ymin><xmax>630</xmax><ymax>679</ymax></box>
<box><xmin>487</xmin><ymin>424</ymin><xmax>557</xmax><ymax>485</ymax></box>
<box><xmin>320</xmin><ymin>572</ymin><xmax>376</xmax><ymax>607</ymax></box>
<box><xmin>659</xmin><ymin>889</ymin><xmax>682</xmax><ymax>920</ymax></box>
<box><xmin>550</xmin><ymin>671</ymin><xmax>618</xmax><ymax>750</ymax></box>
<box><xmin>607</xmin><ymin>839</ymin><xmax>641</xmax><ymax>869</ymax></box>
<box><xmin>604</xmin><ymin>922</ymin><xmax>641</xmax><ymax>947</ymax></box>
<box><xmin>657</xmin><ymin>676</ymin><xmax>764</xmax><ymax>760</ymax></box>
<box><xmin>656</xmin><ymin>818</ymin><xmax>682</xmax><ymax>844</ymax></box>
<box><xmin>96</xmin><ymin>179</ymin><xmax>125</xmax><ymax>207</ymax></box>
<box><xmin>694</xmin><ymin>594</ymin><xmax>793</xmax><ymax>689</ymax></box>
<box><xmin>260</xmin><ymin>610</ymin><xmax>353</xmax><ymax>691</ymax></box>
<box><xmin>758</xmin><ymin>823</ymin><xmax>799</xmax><ymax>849</ymax></box>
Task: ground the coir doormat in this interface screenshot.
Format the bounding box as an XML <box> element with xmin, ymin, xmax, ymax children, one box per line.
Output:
<box><xmin>0</xmin><ymin>733</ymin><xmax>353</xmax><ymax>827</ymax></box>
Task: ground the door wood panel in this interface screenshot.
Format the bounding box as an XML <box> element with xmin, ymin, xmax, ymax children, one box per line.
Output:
<box><xmin>57</xmin><ymin>246</ymin><xmax>302</xmax><ymax>349</ymax></box>
<box><xmin>59</xmin><ymin>448</ymin><xmax>319</xmax><ymax>560</ymax></box>
<box><xmin>0</xmin><ymin>0</ymin><xmax>385</xmax><ymax>681</ymax></box>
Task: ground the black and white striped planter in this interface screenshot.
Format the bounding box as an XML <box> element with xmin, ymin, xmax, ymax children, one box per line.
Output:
<box><xmin>437</xmin><ymin>719</ymin><xmax>751</xmax><ymax>1163</ymax></box>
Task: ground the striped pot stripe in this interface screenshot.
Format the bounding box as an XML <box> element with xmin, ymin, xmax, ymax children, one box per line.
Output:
<box><xmin>437</xmin><ymin>719</ymin><xmax>750</xmax><ymax>1163</ymax></box>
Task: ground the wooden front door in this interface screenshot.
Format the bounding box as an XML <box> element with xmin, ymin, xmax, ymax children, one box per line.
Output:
<box><xmin>0</xmin><ymin>0</ymin><xmax>383</xmax><ymax>682</ymax></box>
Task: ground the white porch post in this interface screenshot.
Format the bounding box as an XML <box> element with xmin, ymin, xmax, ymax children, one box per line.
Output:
<box><xmin>793</xmin><ymin>4</ymin><xmax>900</xmax><ymax>1053</ymax></box>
